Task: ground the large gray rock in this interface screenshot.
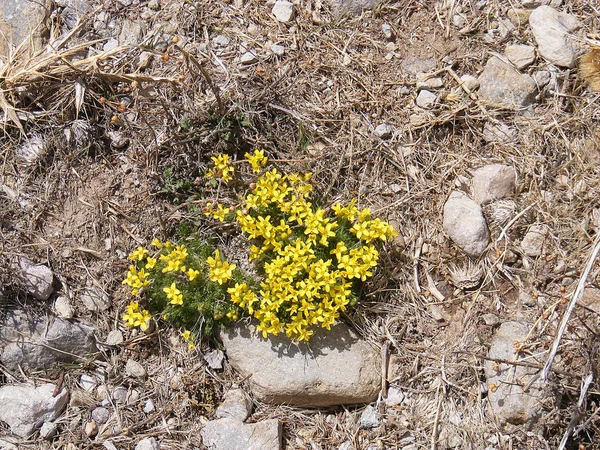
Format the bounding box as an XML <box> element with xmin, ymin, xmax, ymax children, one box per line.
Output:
<box><xmin>19</xmin><ymin>258</ymin><xmax>54</xmax><ymax>300</ymax></box>
<box><xmin>0</xmin><ymin>384</ymin><xmax>68</xmax><ymax>438</ymax></box>
<box><xmin>443</xmin><ymin>191</ymin><xmax>490</xmax><ymax>257</ymax></box>
<box><xmin>529</xmin><ymin>6</ymin><xmax>582</xmax><ymax>68</ymax></box>
<box><xmin>472</xmin><ymin>164</ymin><xmax>517</xmax><ymax>204</ymax></box>
<box><xmin>201</xmin><ymin>418</ymin><xmax>281</xmax><ymax>450</ymax></box>
<box><xmin>485</xmin><ymin>322</ymin><xmax>545</xmax><ymax>427</ymax></box>
<box><xmin>220</xmin><ymin>322</ymin><xmax>380</xmax><ymax>407</ymax></box>
<box><xmin>0</xmin><ymin>0</ymin><xmax>49</xmax><ymax>57</ymax></box>
<box><xmin>478</xmin><ymin>56</ymin><xmax>536</xmax><ymax>109</ymax></box>
<box><xmin>0</xmin><ymin>310</ymin><xmax>97</xmax><ymax>370</ymax></box>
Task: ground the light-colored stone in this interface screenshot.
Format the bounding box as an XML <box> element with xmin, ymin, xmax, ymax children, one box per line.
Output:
<box><xmin>0</xmin><ymin>311</ymin><xmax>98</xmax><ymax>370</ymax></box>
<box><xmin>91</xmin><ymin>407</ymin><xmax>110</xmax><ymax>424</ymax></box>
<box><xmin>80</xmin><ymin>287</ymin><xmax>111</xmax><ymax>312</ymax></box>
<box><xmin>359</xmin><ymin>405</ymin><xmax>379</xmax><ymax>429</ymax></box>
<box><xmin>533</xmin><ymin>70</ymin><xmax>552</xmax><ymax>88</ymax></box>
<box><xmin>0</xmin><ymin>0</ymin><xmax>49</xmax><ymax>57</ymax></box>
<box><xmin>478</xmin><ymin>56</ymin><xmax>536</xmax><ymax>109</ymax></box>
<box><xmin>472</xmin><ymin>164</ymin><xmax>517</xmax><ymax>204</ymax></box>
<box><xmin>216</xmin><ymin>389</ymin><xmax>252</xmax><ymax>422</ymax></box>
<box><xmin>374</xmin><ymin>123</ymin><xmax>393</xmax><ymax>139</ymax></box>
<box><xmin>415</xmin><ymin>90</ymin><xmax>437</xmax><ymax>109</ymax></box>
<box><xmin>80</xmin><ymin>374</ymin><xmax>97</xmax><ymax>392</ymax></box>
<box><xmin>84</xmin><ymin>420</ymin><xmax>98</xmax><ymax>437</ymax></box>
<box><xmin>201</xmin><ymin>417</ymin><xmax>282</xmax><ymax>450</ymax></box>
<box><xmin>126</xmin><ymin>359</ymin><xmax>147</xmax><ymax>378</ymax></box>
<box><xmin>381</xmin><ymin>23</ymin><xmax>393</xmax><ymax>40</ymax></box>
<box><xmin>443</xmin><ymin>191</ymin><xmax>490</xmax><ymax>257</ymax></box>
<box><xmin>329</xmin><ymin>0</ymin><xmax>382</xmax><ymax>14</ymax></box>
<box><xmin>204</xmin><ymin>349</ymin><xmax>224</xmax><ymax>369</ymax></box>
<box><xmin>240</xmin><ymin>51</ymin><xmax>258</xmax><ymax>65</ymax></box>
<box><xmin>520</xmin><ymin>224</ymin><xmax>547</xmax><ymax>257</ymax></box>
<box><xmin>135</xmin><ymin>438</ymin><xmax>160</xmax><ymax>450</ymax></box>
<box><xmin>212</xmin><ymin>34</ymin><xmax>230</xmax><ymax>47</ymax></box>
<box><xmin>485</xmin><ymin>322</ymin><xmax>544</xmax><ymax>427</ymax></box>
<box><xmin>54</xmin><ymin>296</ymin><xmax>74</xmax><ymax>319</ymax></box>
<box><xmin>18</xmin><ymin>258</ymin><xmax>54</xmax><ymax>300</ymax></box>
<box><xmin>504</xmin><ymin>44</ymin><xmax>536</xmax><ymax>70</ymax></box>
<box><xmin>106</xmin><ymin>329</ymin><xmax>124</xmax><ymax>346</ymax></box>
<box><xmin>384</xmin><ymin>386</ymin><xmax>405</xmax><ymax>407</ymax></box>
<box><xmin>416</xmin><ymin>74</ymin><xmax>443</xmax><ymax>90</ymax></box>
<box><xmin>103</xmin><ymin>38</ymin><xmax>119</xmax><ymax>52</ymax></box>
<box><xmin>143</xmin><ymin>398</ymin><xmax>155</xmax><ymax>413</ymax></box>
<box><xmin>0</xmin><ymin>384</ymin><xmax>68</xmax><ymax>438</ymax></box>
<box><xmin>459</xmin><ymin>74</ymin><xmax>479</xmax><ymax>92</ymax></box>
<box><xmin>0</xmin><ymin>440</ymin><xmax>18</xmax><ymax>450</ymax></box>
<box><xmin>119</xmin><ymin>18</ymin><xmax>143</xmax><ymax>46</ymax></box>
<box><xmin>220</xmin><ymin>322</ymin><xmax>380</xmax><ymax>407</ymax></box>
<box><xmin>401</xmin><ymin>57</ymin><xmax>436</xmax><ymax>75</ymax></box>
<box><xmin>39</xmin><ymin>421</ymin><xmax>58</xmax><ymax>439</ymax></box>
<box><xmin>529</xmin><ymin>6</ymin><xmax>582</xmax><ymax>68</ymax></box>
<box><xmin>271</xmin><ymin>1</ymin><xmax>295</xmax><ymax>23</ymax></box>
<box><xmin>270</xmin><ymin>44</ymin><xmax>285</xmax><ymax>56</ymax></box>
<box><xmin>482</xmin><ymin>122</ymin><xmax>517</xmax><ymax>143</ymax></box>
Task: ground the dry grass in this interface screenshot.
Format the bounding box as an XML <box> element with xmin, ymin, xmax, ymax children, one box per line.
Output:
<box><xmin>1</xmin><ymin>0</ymin><xmax>600</xmax><ymax>448</ymax></box>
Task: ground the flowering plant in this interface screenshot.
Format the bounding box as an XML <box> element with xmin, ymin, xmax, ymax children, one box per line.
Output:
<box><xmin>122</xmin><ymin>150</ymin><xmax>396</xmax><ymax>343</ymax></box>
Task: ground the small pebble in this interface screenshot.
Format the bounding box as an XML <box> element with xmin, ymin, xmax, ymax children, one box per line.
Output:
<box><xmin>54</xmin><ymin>296</ymin><xmax>74</xmax><ymax>319</ymax></box>
<box><xmin>272</xmin><ymin>1</ymin><xmax>295</xmax><ymax>23</ymax></box>
<box><xmin>106</xmin><ymin>330</ymin><xmax>124</xmax><ymax>346</ymax></box>
<box><xmin>271</xmin><ymin>44</ymin><xmax>285</xmax><ymax>56</ymax></box>
<box><xmin>84</xmin><ymin>420</ymin><xmax>98</xmax><ymax>437</ymax></box>
<box><xmin>40</xmin><ymin>421</ymin><xmax>58</xmax><ymax>440</ymax></box>
<box><xmin>143</xmin><ymin>398</ymin><xmax>156</xmax><ymax>414</ymax></box>
<box><xmin>91</xmin><ymin>407</ymin><xmax>110</xmax><ymax>424</ymax></box>
<box><xmin>374</xmin><ymin>123</ymin><xmax>393</xmax><ymax>139</ymax></box>
<box><xmin>204</xmin><ymin>349</ymin><xmax>224</xmax><ymax>369</ymax></box>
<box><xmin>381</xmin><ymin>23</ymin><xmax>394</xmax><ymax>40</ymax></box>
<box><xmin>113</xmin><ymin>386</ymin><xmax>129</xmax><ymax>403</ymax></box>
<box><xmin>80</xmin><ymin>374</ymin><xmax>97</xmax><ymax>392</ymax></box>
<box><xmin>359</xmin><ymin>405</ymin><xmax>379</xmax><ymax>429</ymax></box>
<box><xmin>240</xmin><ymin>51</ymin><xmax>258</xmax><ymax>65</ymax></box>
<box><xmin>135</xmin><ymin>437</ymin><xmax>160</xmax><ymax>450</ymax></box>
<box><xmin>126</xmin><ymin>359</ymin><xmax>147</xmax><ymax>378</ymax></box>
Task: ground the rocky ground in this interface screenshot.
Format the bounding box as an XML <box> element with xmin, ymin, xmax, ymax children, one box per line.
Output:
<box><xmin>1</xmin><ymin>0</ymin><xmax>600</xmax><ymax>449</ymax></box>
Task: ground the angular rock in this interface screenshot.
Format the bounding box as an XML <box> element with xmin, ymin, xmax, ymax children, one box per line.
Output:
<box><xmin>19</xmin><ymin>258</ymin><xmax>54</xmax><ymax>300</ymax></box>
<box><xmin>374</xmin><ymin>123</ymin><xmax>393</xmax><ymax>139</ymax></box>
<box><xmin>0</xmin><ymin>384</ymin><xmax>68</xmax><ymax>438</ymax></box>
<box><xmin>459</xmin><ymin>74</ymin><xmax>479</xmax><ymax>92</ymax></box>
<box><xmin>529</xmin><ymin>5</ymin><xmax>582</xmax><ymax>68</ymax></box>
<box><xmin>105</xmin><ymin>329</ymin><xmax>124</xmax><ymax>346</ymax></box>
<box><xmin>126</xmin><ymin>359</ymin><xmax>147</xmax><ymax>378</ymax></box>
<box><xmin>135</xmin><ymin>438</ymin><xmax>160</xmax><ymax>450</ymax></box>
<box><xmin>220</xmin><ymin>322</ymin><xmax>380</xmax><ymax>407</ymax></box>
<box><xmin>204</xmin><ymin>349</ymin><xmax>224</xmax><ymax>369</ymax></box>
<box><xmin>485</xmin><ymin>322</ymin><xmax>544</xmax><ymax>427</ymax></box>
<box><xmin>520</xmin><ymin>224</ymin><xmax>547</xmax><ymax>257</ymax></box>
<box><xmin>416</xmin><ymin>90</ymin><xmax>437</xmax><ymax>109</ymax></box>
<box><xmin>401</xmin><ymin>57</ymin><xmax>436</xmax><ymax>75</ymax></box>
<box><xmin>270</xmin><ymin>44</ymin><xmax>285</xmax><ymax>56</ymax></box>
<box><xmin>0</xmin><ymin>0</ymin><xmax>49</xmax><ymax>57</ymax></box>
<box><xmin>507</xmin><ymin>8</ymin><xmax>532</xmax><ymax>27</ymax></box>
<box><xmin>201</xmin><ymin>417</ymin><xmax>281</xmax><ymax>450</ymax></box>
<box><xmin>384</xmin><ymin>386</ymin><xmax>405</xmax><ymax>407</ymax></box>
<box><xmin>443</xmin><ymin>191</ymin><xmax>490</xmax><ymax>257</ymax></box>
<box><xmin>504</xmin><ymin>44</ymin><xmax>536</xmax><ymax>70</ymax></box>
<box><xmin>271</xmin><ymin>1</ymin><xmax>294</xmax><ymax>23</ymax></box>
<box><xmin>0</xmin><ymin>311</ymin><xmax>98</xmax><ymax>370</ymax></box>
<box><xmin>359</xmin><ymin>405</ymin><xmax>379</xmax><ymax>429</ymax></box>
<box><xmin>212</xmin><ymin>34</ymin><xmax>230</xmax><ymax>47</ymax></box>
<box><xmin>80</xmin><ymin>287</ymin><xmax>111</xmax><ymax>312</ymax></box>
<box><xmin>381</xmin><ymin>23</ymin><xmax>393</xmax><ymax>40</ymax></box>
<box><xmin>416</xmin><ymin>74</ymin><xmax>443</xmax><ymax>90</ymax></box>
<box><xmin>472</xmin><ymin>164</ymin><xmax>517</xmax><ymax>204</ymax></box>
<box><xmin>39</xmin><ymin>421</ymin><xmax>58</xmax><ymax>439</ymax></box>
<box><xmin>216</xmin><ymin>389</ymin><xmax>252</xmax><ymax>422</ymax></box>
<box><xmin>240</xmin><ymin>51</ymin><xmax>258</xmax><ymax>65</ymax></box>
<box><xmin>478</xmin><ymin>56</ymin><xmax>536</xmax><ymax>109</ymax></box>
<box><xmin>54</xmin><ymin>296</ymin><xmax>74</xmax><ymax>319</ymax></box>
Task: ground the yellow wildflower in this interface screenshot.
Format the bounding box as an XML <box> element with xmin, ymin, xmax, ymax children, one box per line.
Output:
<box><xmin>245</xmin><ymin>149</ymin><xmax>268</xmax><ymax>173</ymax></box>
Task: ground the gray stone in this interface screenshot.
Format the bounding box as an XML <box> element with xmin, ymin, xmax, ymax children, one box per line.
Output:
<box><xmin>384</xmin><ymin>386</ymin><xmax>405</xmax><ymax>407</ymax></box>
<box><xmin>204</xmin><ymin>349</ymin><xmax>224</xmax><ymax>370</ymax></box>
<box><xmin>126</xmin><ymin>359</ymin><xmax>147</xmax><ymax>378</ymax></box>
<box><xmin>359</xmin><ymin>405</ymin><xmax>379</xmax><ymax>428</ymax></box>
<box><xmin>80</xmin><ymin>374</ymin><xmax>97</xmax><ymax>392</ymax></box>
<box><xmin>0</xmin><ymin>440</ymin><xmax>18</xmax><ymax>450</ymax></box>
<box><xmin>39</xmin><ymin>421</ymin><xmax>58</xmax><ymax>439</ymax></box>
<box><xmin>0</xmin><ymin>311</ymin><xmax>98</xmax><ymax>370</ymax></box>
<box><xmin>216</xmin><ymin>389</ymin><xmax>252</xmax><ymax>422</ymax></box>
<box><xmin>482</xmin><ymin>313</ymin><xmax>500</xmax><ymax>326</ymax></box>
<box><xmin>18</xmin><ymin>258</ymin><xmax>54</xmax><ymax>300</ymax></box>
<box><xmin>374</xmin><ymin>123</ymin><xmax>393</xmax><ymax>139</ymax></box>
<box><xmin>0</xmin><ymin>0</ymin><xmax>49</xmax><ymax>56</ymax></box>
<box><xmin>117</xmin><ymin>0</ymin><xmax>132</xmax><ymax>5</ymax></box>
<box><xmin>453</xmin><ymin>14</ymin><xmax>467</xmax><ymax>28</ymax></box>
<box><xmin>519</xmin><ymin>290</ymin><xmax>537</xmax><ymax>307</ymax></box>
<box><xmin>91</xmin><ymin>407</ymin><xmax>110</xmax><ymax>424</ymax></box>
<box><xmin>212</xmin><ymin>34</ymin><xmax>231</xmax><ymax>47</ymax></box>
<box><xmin>80</xmin><ymin>287</ymin><xmax>111</xmax><ymax>312</ymax></box>
<box><xmin>520</xmin><ymin>224</ymin><xmax>547</xmax><ymax>257</ymax></box>
<box><xmin>54</xmin><ymin>296</ymin><xmax>74</xmax><ymax>319</ymax></box>
<box><xmin>485</xmin><ymin>322</ymin><xmax>544</xmax><ymax>427</ymax></box>
<box><xmin>443</xmin><ymin>191</ymin><xmax>490</xmax><ymax>257</ymax></box>
<box><xmin>103</xmin><ymin>38</ymin><xmax>119</xmax><ymax>52</ymax></box>
<box><xmin>270</xmin><ymin>44</ymin><xmax>285</xmax><ymax>56</ymax></box>
<box><xmin>113</xmin><ymin>386</ymin><xmax>129</xmax><ymax>404</ymax></box>
<box><xmin>240</xmin><ymin>51</ymin><xmax>258</xmax><ymax>65</ymax></box>
<box><xmin>57</xmin><ymin>0</ymin><xmax>92</xmax><ymax>29</ymax></box>
<box><xmin>416</xmin><ymin>74</ymin><xmax>443</xmax><ymax>90</ymax></box>
<box><xmin>533</xmin><ymin>70</ymin><xmax>552</xmax><ymax>87</ymax></box>
<box><xmin>201</xmin><ymin>418</ymin><xmax>282</xmax><ymax>450</ymax></box>
<box><xmin>119</xmin><ymin>18</ymin><xmax>143</xmax><ymax>46</ymax></box>
<box><xmin>401</xmin><ymin>57</ymin><xmax>436</xmax><ymax>75</ymax></box>
<box><xmin>0</xmin><ymin>384</ymin><xmax>68</xmax><ymax>438</ymax></box>
<box><xmin>504</xmin><ymin>44</ymin><xmax>536</xmax><ymax>70</ymax></box>
<box><xmin>135</xmin><ymin>438</ymin><xmax>160</xmax><ymax>450</ymax></box>
<box><xmin>143</xmin><ymin>398</ymin><xmax>155</xmax><ymax>413</ymax></box>
<box><xmin>329</xmin><ymin>0</ymin><xmax>382</xmax><ymax>14</ymax></box>
<box><xmin>416</xmin><ymin>90</ymin><xmax>437</xmax><ymax>109</ymax></box>
<box><xmin>220</xmin><ymin>322</ymin><xmax>380</xmax><ymax>407</ymax></box>
<box><xmin>106</xmin><ymin>329</ymin><xmax>124</xmax><ymax>346</ymax></box>
<box><xmin>338</xmin><ymin>442</ymin><xmax>354</xmax><ymax>450</ymax></box>
<box><xmin>148</xmin><ymin>0</ymin><xmax>160</xmax><ymax>10</ymax></box>
<box><xmin>472</xmin><ymin>164</ymin><xmax>517</xmax><ymax>204</ymax></box>
<box><xmin>381</xmin><ymin>23</ymin><xmax>393</xmax><ymax>40</ymax></box>
<box><xmin>271</xmin><ymin>1</ymin><xmax>295</xmax><ymax>23</ymax></box>
<box><xmin>482</xmin><ymin>122</ymin><xmax>517</xmax><ymax>143</ymax></box>
<box><xmin>478</xmin><ymin>56</ymin><xmax>536</xmax><ymax>109</ymax></box>
<box><xmin>529</xmin><ymin>6</ymin><xmax>582</xmax><ymax>68</ymax></box>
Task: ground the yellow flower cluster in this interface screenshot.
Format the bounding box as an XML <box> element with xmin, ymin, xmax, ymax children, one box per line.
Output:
<box><xmin>181</xmin><ymin>330</ymin><xmax>195</xmax><ymax>350</ymax></box>
<box><xmin>122</xmin><ymin>301</ymin><xmax>152</xmax><ymax>331</ymax></box>
<box><xmin>204</xmin><ymin>154</ymin><xmax>397</xmax><ymax>341</ymax></box>
<box><xmin>245</xmin><ymin>149</ymin><xmax>268</xmax><ymax>173</ymax></box>
<box><xmin>122</xmin><ymin>265</ymin><xmax>150</xmax><ymax>296</ymax></box>
<box><xmin>206</xmin><ymin>250</ymin><xmax>236</xmax><ymax>285</ymax></box>
<box><xmin>206</xmin><ymin>154</ymin><xmax>234</xmax><ymax>182</ymax></box>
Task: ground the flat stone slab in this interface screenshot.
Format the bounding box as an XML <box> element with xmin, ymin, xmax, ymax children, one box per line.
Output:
<box><xmin>220</xmin><ymin>322</ymin><xmax>380</xmax><ymax>407</ymax></box>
